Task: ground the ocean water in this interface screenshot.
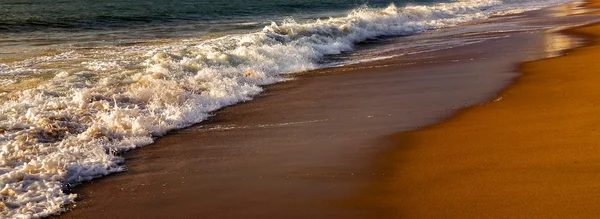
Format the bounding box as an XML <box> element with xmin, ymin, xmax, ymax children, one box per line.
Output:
<box><xmin>0</xmin><ymin>0</ymin><xmax>438</xmax><ymax>55</ymax></box>
<box><xmin>1</xmin><ymin>0</ymin><xmax>437</xmax><ymax>30</ymax></box>
<box><xmin>0</xmin><ymin>0</ymin><xmax>574</xmax><ymax>217</ymax></box>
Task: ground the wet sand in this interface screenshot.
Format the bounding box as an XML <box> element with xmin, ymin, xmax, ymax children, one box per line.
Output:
<box><xmin>368</xmin><ymin>2</ymin><xmax>600</xmax><ymax>218</ymax></box>
<box><xmin>56</xmin><ymin>4</ymin><xmax>596</xmax><ymax>219</ymax></box>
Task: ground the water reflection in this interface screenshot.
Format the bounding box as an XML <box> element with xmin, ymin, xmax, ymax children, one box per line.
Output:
<box><xmin>550</xmin><ymin>1</ymin><xmax>598</xmax><ymax>17</ymax></box>
<box><xmin>543</xmin><ymin>29</ymin><xmax>577</xmax><ymax>58</ymax></box>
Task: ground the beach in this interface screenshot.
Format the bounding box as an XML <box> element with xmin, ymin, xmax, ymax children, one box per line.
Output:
<box><xmin>0</xmin><ymin>0</ymin><xmax>598</xmax><ymax>218</ymax></box>
<box><xmin>366</xmin><ymin>2</ymin><xmax>600</xmax><ymax>218</ymax></box>
<box><xmin>54</xmin><ymin>2</ymin><xmax>600</xmax><ymax>218</ymax></box>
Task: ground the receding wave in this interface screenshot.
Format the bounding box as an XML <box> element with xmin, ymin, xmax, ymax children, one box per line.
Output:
<box><xmin>0</xmin><ymin>0</ymin><xmax>570</xmax><ymax>217</ymax></box>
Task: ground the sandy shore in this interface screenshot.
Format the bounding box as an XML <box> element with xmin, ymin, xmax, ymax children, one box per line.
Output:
<box><xmin>54</xmin><ymin>4</ymin><xmax>598</xmax><ymax>219</ymax></box>
<box><xmin>367</xmin><ymin>2</ymin><xmax>600</xmax><ymax>218</ymax></box>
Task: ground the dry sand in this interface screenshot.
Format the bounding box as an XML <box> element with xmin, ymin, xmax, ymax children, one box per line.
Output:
<box><xmin>367</xmin><ymin>1</ymin><xmax>600</xmax><ymax>218</ymax></box>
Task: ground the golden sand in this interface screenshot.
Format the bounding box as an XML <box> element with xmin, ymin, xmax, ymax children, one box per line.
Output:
<box><xmin>374</xmin><ymin>2</ymin><xmax>600</xmax><ymax>218</ymax></box>
<box><xmin>586</xmin><ymin>0</ymin><xmax>600</xmax><ymax>9</ymax></box>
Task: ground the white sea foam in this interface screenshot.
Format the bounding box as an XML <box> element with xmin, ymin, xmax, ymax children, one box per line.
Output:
<box><xmin>0</xmin><ymin>79</ymin><xmax>15</xmax><ymax>87</ymax></box>
<box><xmin>0</xmin><ymin>0</ymin><xmax>573</xmax><ymax>217</ymax></box>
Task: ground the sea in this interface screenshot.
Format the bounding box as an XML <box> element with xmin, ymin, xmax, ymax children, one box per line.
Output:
<box><xmin>0</xmin><ymin>0</ymin><xmax>576</xmax><ymax>217</ymax></box>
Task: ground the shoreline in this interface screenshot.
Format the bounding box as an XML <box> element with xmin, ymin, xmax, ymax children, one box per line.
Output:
<box><xmin>367</xmin><ymin>1</ymin><xmax>600</xmax><ymax>217</ymax></box>
<box><xmin>54</xmin><ymin>3</ymin><xmax>596</xmax><ymax>219</ymax></box>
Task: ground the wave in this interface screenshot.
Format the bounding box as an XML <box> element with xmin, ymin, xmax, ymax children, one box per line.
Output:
<box><xmin>0</xmin><ymin>0</ymin><xmax>571</xmax><ymax>217</ymax></box>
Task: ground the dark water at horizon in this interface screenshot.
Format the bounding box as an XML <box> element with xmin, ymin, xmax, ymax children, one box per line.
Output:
<box><xmin>0</xmin><ymin>0</ymin><xmax>443</xmax><ymax>57</ymax></box>
<box><xmin>0</xmin><ymin>0</ymin><xmax>440</xmax><ymax>33</ymax></box>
